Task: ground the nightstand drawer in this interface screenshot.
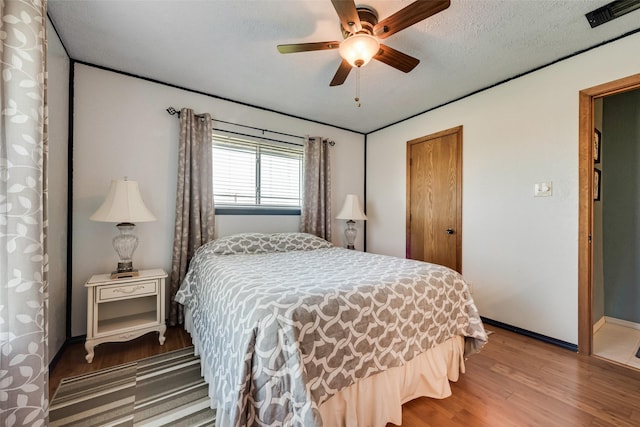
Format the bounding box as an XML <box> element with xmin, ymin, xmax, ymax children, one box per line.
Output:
<box><xmin>97</xmin><ymin>280</ymin><xmax>157</xmax><ymax>302</ymax></box>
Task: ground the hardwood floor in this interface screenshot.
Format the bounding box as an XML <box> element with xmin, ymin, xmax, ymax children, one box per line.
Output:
<box><xmin>49</xmin><ymin>326</ymin><xmax>640</xmax><ymax>426</ymax></box>
<box><xmin>395</xmin><ymin>327</ymin><xmax>640</xmax><ymax>427</ymax></box>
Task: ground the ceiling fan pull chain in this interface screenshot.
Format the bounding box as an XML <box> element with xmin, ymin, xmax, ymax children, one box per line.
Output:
<box><xmin>355</xmin><ymin>67</ymin><xmax>361</xmax><ymax>108</ymax></box>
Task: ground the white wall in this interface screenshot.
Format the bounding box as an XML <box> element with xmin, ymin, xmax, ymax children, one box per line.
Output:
<box><xmin>47</xmin><ymin>19</ymin><xmax>69</xmax><ymax>362</ymax></box>
<box><xmin>71</xmin><ymin>64</ymin><xmax>365</xmax><ymax>336</ymax></box>
<box><xmin>366</xmin><ymin>32</ymin><xmax>640</xmax><ymax>345</ymax></box>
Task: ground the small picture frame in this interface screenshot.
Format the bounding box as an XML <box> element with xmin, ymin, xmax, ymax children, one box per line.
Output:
<box><xmin>594</xmin><ymin>168</ymin><xmax>601</xmax><ymax>201</ymax></box>
<box><xmin>594</xmin><ymin>128</ymin><xmax>601</xmax><ymax>164</ymax></box>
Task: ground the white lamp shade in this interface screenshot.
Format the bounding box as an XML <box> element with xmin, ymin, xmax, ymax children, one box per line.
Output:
<box><xmin>90</xmin><ymin>179</ymin><xmax>156</xmax><ymax>223</ymax></box>
<box><xmin>336</xmin><ymin>194</ymin><xmax>367</xmax><ymax>221</ymax></box>
<box><xmin>339</xmin><ymin>34</ymin><xmax>380</xmax><ymax>67</ymax></box>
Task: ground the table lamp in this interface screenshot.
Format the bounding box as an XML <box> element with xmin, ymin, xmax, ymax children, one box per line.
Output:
<box><xmin>90</xmin><ymin>178</ymin><xmax>156</xmax><ymax>278</ymax></box>
<box><xmin>336</xmin><ymin>194</ymin><xmax>367</xmax><ymax>249</ymax></box>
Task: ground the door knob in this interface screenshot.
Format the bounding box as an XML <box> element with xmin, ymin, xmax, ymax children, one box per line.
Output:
<box><xmin>446</xmin><ymin>228</ymin><xmax>454</xmax><ymax>234</ymax></box>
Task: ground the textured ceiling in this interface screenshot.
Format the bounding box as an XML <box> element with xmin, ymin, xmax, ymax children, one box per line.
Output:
<box><xmin>48</xmin><ymin>0</ymin><xmax>640</xmax><ymax>133</ymax></box>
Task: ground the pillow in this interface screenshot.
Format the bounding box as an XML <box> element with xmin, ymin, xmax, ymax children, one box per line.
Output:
<box><xmin>206</xmin><ymin>233</ymin><xmax>277</xmax><ymax>255</ymax></box>
<box><xmin>204</xmin><ymin>232</ymin><xmax>333</xmax><ymax>255</ymax></box>
<box><xmin>271</xmin><ymin>232</ymin><xmax>333</xmax><ymax>252</ymax></box>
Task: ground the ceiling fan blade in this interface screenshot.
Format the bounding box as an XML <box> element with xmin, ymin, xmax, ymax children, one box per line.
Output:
<box><xmin>374</xmin><ymin>44</ymin><xmax>420</xmax><ymax>73</ymax></box>
<box><xmin>277</xmin><ymin>41</ymin><xmax>341</xmax><ymax>54</ymax></box>
<box><xmin>374</xmin><ymin>0</ymin><xmax>450</xmax><ymax>39</ymax></box>
<box><xmin>330</xmin><ymin>59</ymin><xmax>352</xmax><ymax>86</ymax></box>
<box><xmin>331</xmin><ymin>0</ymin><xmax>362</xmax><ymax>34</ymax></box>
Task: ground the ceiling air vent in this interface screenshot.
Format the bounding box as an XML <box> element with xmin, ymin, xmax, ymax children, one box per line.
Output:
<box><xmin>585</xmin><ymin>0</ymin><xmax>640</xmax><ymax>28</ymax></box>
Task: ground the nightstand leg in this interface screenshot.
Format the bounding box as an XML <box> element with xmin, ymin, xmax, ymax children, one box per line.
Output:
<box><xmin>158</xmin><ymin>324</ymin><xmax>166</xmax><ymax>345</ymax></box>
<box><xmin>85</xmin><ymin>341</ymin><xmax>95</xmax><ymax>363</ymax></box>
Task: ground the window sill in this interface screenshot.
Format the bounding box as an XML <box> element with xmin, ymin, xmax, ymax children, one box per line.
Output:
<box><xmin>215</xmin><ymin>207</ymin><xmax>301</xmax><ymax>216</ymax></box>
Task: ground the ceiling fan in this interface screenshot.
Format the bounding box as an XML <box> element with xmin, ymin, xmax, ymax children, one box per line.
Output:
<box><xmin>277</xmin><ymin>0</ymin><xmax>451</xmax><ymax>86</ymax></box>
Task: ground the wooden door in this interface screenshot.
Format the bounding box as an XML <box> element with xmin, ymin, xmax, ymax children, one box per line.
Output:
<box><xmin>406</xmin><ymin>126</ymin><xmax>462</xmax><ymax>272</ymax></box>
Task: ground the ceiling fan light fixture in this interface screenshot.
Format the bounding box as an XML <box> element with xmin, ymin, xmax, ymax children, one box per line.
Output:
<box><xmin>339</xmin><ymin>34</ymin><xmax>380</xmax><ymax>67</ymax></box>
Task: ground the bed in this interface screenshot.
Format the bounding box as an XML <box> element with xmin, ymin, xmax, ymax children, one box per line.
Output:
<box><xmin>175</xmin><ymin>232</ymin><xmax>487</xmax><ymax>427</ymax></box>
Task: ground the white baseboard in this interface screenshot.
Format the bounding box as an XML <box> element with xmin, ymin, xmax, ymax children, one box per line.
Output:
<box><xmin>605</xmin><ymin>316</ymin><xmax>640</xmax><ymax>331</ymax></box>
<box><xmin>593</xmin><ymin>316</ymin><xmax>606</xmax><ymax>333</ymax></box>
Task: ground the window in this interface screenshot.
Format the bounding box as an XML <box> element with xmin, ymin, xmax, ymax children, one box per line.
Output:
<box><xmin>212</xmin><ymin>134</ymin><xmax>303</xmax><ymax>211</ymax></box>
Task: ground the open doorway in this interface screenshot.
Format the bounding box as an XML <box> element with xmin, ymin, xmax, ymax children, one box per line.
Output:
<box><xmin>578</xmin><ymin>73</ymin><xmax>640</xmax><ymax>357</ymax></box>
<box><xmin>592</xmin><ymin>89</ymin><xmax>640</xmax><ymax>368</ymax></box>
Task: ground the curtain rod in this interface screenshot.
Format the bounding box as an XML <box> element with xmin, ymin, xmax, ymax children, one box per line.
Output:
<box><xmin>212</xmin><ymin>128</ymin><xmax>304</xmax><ymax>147</ymax></box>
<box><xmin>166</xmin><ymin>106</ymin><xmax>306</xmax><ymax>141</ymax></box>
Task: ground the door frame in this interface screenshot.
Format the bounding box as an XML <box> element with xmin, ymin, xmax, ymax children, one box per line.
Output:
<box><xmin>406</xmin><ymin>125</ymin><xmax>463</xmax><ymax>273</ymax></box>
<box><xmin>578</xmin><ymin>73</ymin><xmax>640</xmax><ymax>355</ymax></box>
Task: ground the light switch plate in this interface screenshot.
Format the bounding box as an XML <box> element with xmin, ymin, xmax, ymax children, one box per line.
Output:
<box><xmin>534</xmin><ymin>182</ymin><xmax>552</xmax><ymax>197</ymax></box>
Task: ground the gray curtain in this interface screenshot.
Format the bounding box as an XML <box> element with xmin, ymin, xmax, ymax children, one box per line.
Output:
<box><xmin>0</xmin><ymin>0</ymin><xmax>49</xmax><ymax>424</ymax></box>
<box><xmin>300</xmin><ymin>136</ymin><xmax>332</xmax><ymax>240</ymax></box>
<box><xmin>169</xmin><ymin>108</ymin><xmax>215</xmax><ymax>326</ymax></box>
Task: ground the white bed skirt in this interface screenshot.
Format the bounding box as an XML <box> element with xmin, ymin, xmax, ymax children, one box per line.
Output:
<box><xmin>319</xmin><ymin>335</ymin><xmax>465</xmax><ymax>427</ymax></box>
<box><xmin>184</xmin><ymin>308</ymin><xmax>465</xmax><ymax>427</ymax></box>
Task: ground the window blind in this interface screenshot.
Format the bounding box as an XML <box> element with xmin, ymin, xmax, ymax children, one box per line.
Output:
<box><xmin>212</xmin><ymin>134</ymin><xmax>303</xmax><ymax>208</ymax></box>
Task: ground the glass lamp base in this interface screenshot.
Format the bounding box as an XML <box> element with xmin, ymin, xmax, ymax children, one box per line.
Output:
<box><xmin>113</xmin><ymin>222</ymin><xmax>138</xmax><ymax>273</ymax></box>
<box><xmin>344</xmin><ymin>220</ymin><xmax>357</xmax><ymax>250</ymax></box>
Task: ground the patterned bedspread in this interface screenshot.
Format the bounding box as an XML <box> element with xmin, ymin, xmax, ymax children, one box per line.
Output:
<box><xmin>175</xmin><ymin>233</ymin><xmax>487</xmax><ymax>427</ymax></box>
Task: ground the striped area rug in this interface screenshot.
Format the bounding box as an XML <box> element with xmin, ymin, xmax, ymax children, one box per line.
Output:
<box><xmin>49</xmin><ymin>347</ymin><xmax>216</xmax><ymax>426</ymax></box>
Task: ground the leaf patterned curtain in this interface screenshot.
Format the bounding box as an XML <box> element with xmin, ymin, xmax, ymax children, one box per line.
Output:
<box><xmin>0</xmin><ymin>0</ymin><xmax>49</xmax><ymax>425</ymax></box>
<box><xmin>168</xmin><ymin>108</ymin><xmax>215</xmax><ymax>326</ymax></box>
<box><xmin>300</xmin><ymin>136</ymin><xmax>332</xmax><ymax>241</ymax></box>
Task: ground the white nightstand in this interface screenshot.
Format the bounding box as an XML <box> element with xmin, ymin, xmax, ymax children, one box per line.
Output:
<box><xmin>84</xmin><ymin>268</ymin><xmax>167</xmax><ymax>363</ymax></box>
